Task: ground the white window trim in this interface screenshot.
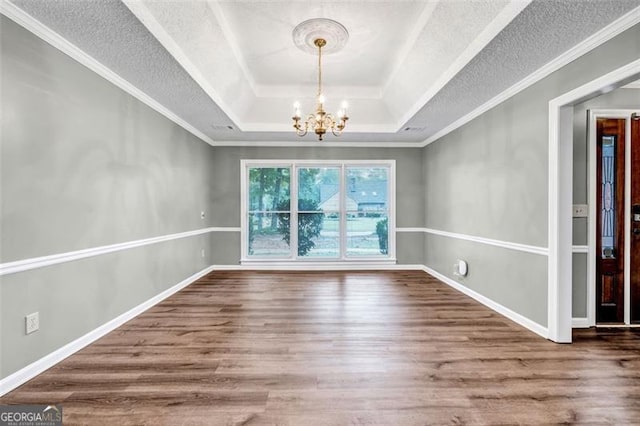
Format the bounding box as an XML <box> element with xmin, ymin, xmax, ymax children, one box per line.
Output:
<box><xmin>240</xmin><ymin>159</ymin><xmax>396</xmax><ymax>264</ymax></box>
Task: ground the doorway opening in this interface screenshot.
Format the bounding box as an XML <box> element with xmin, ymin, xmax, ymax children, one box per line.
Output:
<box><xmin>590</xmin><ymin>113</ymin><xmax>640</xmax><ymax>325</ymax></box>
<box><xmin>548</xmin><ymin>59</ymin><xmax>640</xmax><ymax>343</ymax></box>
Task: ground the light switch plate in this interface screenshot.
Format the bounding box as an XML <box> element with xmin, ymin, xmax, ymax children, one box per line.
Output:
<box><xmin>573</xmin><ymin>204</ymin><xmax>588</xmax><ymax>218</ymax></box>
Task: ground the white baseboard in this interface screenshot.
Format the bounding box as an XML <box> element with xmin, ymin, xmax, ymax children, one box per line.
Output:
<box><xmin>215</xmin><ymin>263</ymin><xmax>551</xmax><ymax>339</ymax></box>
<box><xmin>0</xmin><ymin>265</ymin><xmax>215</xmax><ymax>397</ymax></box>
<box><xmin>212</xmin><ymin>263</ymin><xmax>426</xmax><ymax>271</ymax></box>
<box><xmin>421</xmin><ymin>265</ymin><xmax>549</xmax><ymax>339</ymax></box>
<box><xmin>1</xmin><ymin>263</ymin><xmax>575</xmax><ymax>396</ymax></box>
<box><xmin>572</xmin><ymin>317</ymin><xmax>592</xmax><ymax>328</ymax></box>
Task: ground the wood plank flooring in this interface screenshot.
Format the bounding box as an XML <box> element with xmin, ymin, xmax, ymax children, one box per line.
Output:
<box><xmin>2</xmin><ymin>270</ymin><xmax>640</xmax><ymax>425</ymax></box>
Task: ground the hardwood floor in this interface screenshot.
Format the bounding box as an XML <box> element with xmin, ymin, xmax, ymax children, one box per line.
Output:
<box><xmin>2</xmin><ymin>270</ymin><xmax>640</xmax><ymax>425</ymax></box>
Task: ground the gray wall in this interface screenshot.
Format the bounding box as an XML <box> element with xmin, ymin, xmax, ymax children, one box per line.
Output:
<box><xmin>0</xmin><ymin>17</ymin><xmax>216</xmax><ymax>378</ymax></box>
<box><xmin>1</xmin><ymin>3</ymin><xmax>638</xmax><ymax>384</ymax></box>
<box><xmin>571</xmin><ymin>87</ymin><xmax>640</xmax><ymax>318</ymax></box>
<box><xmin>422</xmin><ymin>23</ymin><xmax>640</xmax><ymax>328</ymax></box>
<box><xmin>208</xmin><ymin>146</ymin><xmax>425</xmax><ymax>265</ymax></box>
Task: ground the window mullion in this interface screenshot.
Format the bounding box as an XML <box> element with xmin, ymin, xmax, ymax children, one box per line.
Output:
<box><xmin>340</xmin><ymin>164</ymin><xmax>347</xmax><ymax>260</ymax></box>
<box><xmin>291</xmin><ymin>165</ymin><xmax>299</xmax><ymax>260</ymax></box>
<box><xmin>241</xmin><ymin>161</ymin><xmax>248</xmax><ymax>259</ymax></box>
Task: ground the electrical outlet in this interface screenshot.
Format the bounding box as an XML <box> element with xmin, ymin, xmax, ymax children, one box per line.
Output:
<box><xmin>573</xmin><ymin>204</ymin><xmax>588</xmax><ymax>218</ymax></box>
<box><xmin>201</xmin><ymin>248</ymin><xmax>205</xmax><ymax>258</ymax></box>
<box><xmin>200</xmin><ymin>211</ymin><xmax>205</xmax><ymax>220</ymax></box>
<box><xmin>25</xmin><ymin>312</ymin><xmax>39</xmax><ymax>334</ymax></box>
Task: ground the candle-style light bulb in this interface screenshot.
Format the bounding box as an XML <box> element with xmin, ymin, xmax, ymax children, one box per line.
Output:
<box><xmin>318</xmin><ymin>94</ymin><xmax>326</xmax><ymax>104</ymax></box>
<box><xmin>293</xmin><ymin>101</ymin><xmax>301</xmax><ymax>118</ymax></box>
<box><xmin>341</xmin><ymin>101</ymin><xmax>348</xmax><ymax>116</ymax></box>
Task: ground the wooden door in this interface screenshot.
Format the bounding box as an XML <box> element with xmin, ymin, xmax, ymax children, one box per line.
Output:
<box><xmin>631</xmin><ymin>115</ymin><xmax>640</xmax><ymax>323</ymax></box>
<box><xmin>596</xmin><ymin>118</ymin><xmax>625</xmax><ymax>323</ymax></box>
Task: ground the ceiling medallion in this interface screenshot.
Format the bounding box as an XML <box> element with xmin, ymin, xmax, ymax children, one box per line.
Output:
<box><xmin>291</xmin><ymin>19</ymin><xmax>349</xmax><ymax>141</ymax></box>
<box><xmin>292</xmin><ymin>18</ymin><xmax>349</xmax><ymax>55</ymax></box>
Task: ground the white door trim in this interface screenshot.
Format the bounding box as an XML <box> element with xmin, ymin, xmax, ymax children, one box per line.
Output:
<box><xmin>548</xmin><ymin>59</ymin><xmax>640</xmax><ymax>343</ymax></box>
<box><xmin>587</xmin><ymin>110</ymin><xmax>637</xmax><ymax>327</ymax></box>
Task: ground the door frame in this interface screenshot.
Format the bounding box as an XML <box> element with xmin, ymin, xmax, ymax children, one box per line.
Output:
<box><xmin>548</xmin><ymin>58</ymin><xmax>640</xmax><ymax>343</ymax></box>
<box><xmin>588</xmin><ymin>110</ymin><xmax>635</xmax><ymax>326</ymax></box>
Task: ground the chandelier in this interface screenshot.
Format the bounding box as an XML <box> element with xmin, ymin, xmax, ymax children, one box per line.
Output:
<box><xmin>291</xmin><ymin>19</ymin><xmax>349</xmax><ymax>141</ymax></box>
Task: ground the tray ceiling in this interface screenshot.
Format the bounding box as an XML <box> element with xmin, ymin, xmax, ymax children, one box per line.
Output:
<box><xmin>5</xmin><ymin>0</ymin><xmax>640</xmax><ymax>145</ymax></box>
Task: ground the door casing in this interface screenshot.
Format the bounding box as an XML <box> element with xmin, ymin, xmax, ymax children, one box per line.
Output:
<box><xmin>549</xmin><ymin>59</ymin><xmax>640</xmax><ymax>343</ymax></box>
<box><xmin>588</xmin><ymin>110</ymin><xmax>636</xmax><ymax>326</ymax></box>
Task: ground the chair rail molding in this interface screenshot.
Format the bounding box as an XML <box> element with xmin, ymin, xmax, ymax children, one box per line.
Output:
<box><xmin>0</xmin><ymin>227</ymin><xmax>240</xmax><ymax>277</ymax></box>
<box><xmin>397</xmin><ymin>227</ymin><xmax>548</xmax><ymax>256</ymax></box>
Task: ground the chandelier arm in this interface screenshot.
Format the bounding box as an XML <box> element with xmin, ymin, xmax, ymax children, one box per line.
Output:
<box><xmin>330</xmin><ymin>115</ymin><xmax>342</xmax><ymax>136</ymax></box>
<box><xmin>337</xmin><ymin>118</ymin><xmax>347</xmax><ymax>131</ymax></box>
<box><xmin>295</xmin><ymin>125</ymin><xmax>307</xmax><ymax>137</ymax></box>
<box><xmin>293</xmin><ymin>116</ymin><xmax>309</xmax><ymax>137</ymax></box>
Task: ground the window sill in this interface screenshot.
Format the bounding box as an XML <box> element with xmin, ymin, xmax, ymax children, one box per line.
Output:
<box><xmin>240</xmin><ymin>259</ymin><xmax>398</xmax><ymax>269</ymax></box>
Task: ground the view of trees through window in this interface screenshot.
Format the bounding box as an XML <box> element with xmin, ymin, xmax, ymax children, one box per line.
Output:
<box><xmin>246</xmin><ymin>163</ymin><xmax>391</xmax><ymax>259</ymax></box>
<box><xmin>248</xmin><ymin>167</ymin><xmax>290</xmax><ymax>257</ymax></box>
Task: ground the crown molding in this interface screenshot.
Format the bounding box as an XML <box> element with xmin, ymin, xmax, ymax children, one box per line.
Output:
<box><xmin>210</xmin><ymin>140</ymin><xmax>422</xmax><ymax>148</ymax></box>
<box><xmin>421</xmin><ymin>5</ymin><xmax>640</xmax><ymax>147</ymax></box>
<box><xmin>5</xmin><ymin>0</ymin><xmax>637</xmax><ymax>149</ymax></box>
<box><xmin>0</xmin><ymin>0</ymin><xmax>217</xmax><ymax>147</ymax></box>
<box><xmin>381</xmin><ymin>1</ymin><xmax>439</xmax><ymax>96</ymax></box>
<box><xmin>121</xmin><ymin>0</ymin><xmax>244</xmax><ymax>130</ymax></box>
<box><xmin>205</xmin><ymin>0</ymin><xmax>259</xmax><ymax>96</ymax></box>
<box><xmin>394</xmin><ymin>0</ymin><xmax>532</xmax><ymax>131</ymax></box>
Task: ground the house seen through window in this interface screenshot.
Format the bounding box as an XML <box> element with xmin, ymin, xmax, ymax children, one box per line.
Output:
<box><xmin>242</xmin><ymin>160</ymin><xmax>395</xmax><ymax>261</ymax></box>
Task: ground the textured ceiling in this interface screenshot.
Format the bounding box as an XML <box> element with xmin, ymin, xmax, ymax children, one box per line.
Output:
<box><xmin>9</xmin><ymin>0</ymin><xmax>236</xmax><ymax>137</ymax></box>
<box><xmin>404</xmin><ymin>0</ymin><xmax>640</xmax><ymax>138</ymax></box>
<box><xmin>6</xmin><ymin>0</ymin><xmax>640</xmax><ymax>145</ymax></box>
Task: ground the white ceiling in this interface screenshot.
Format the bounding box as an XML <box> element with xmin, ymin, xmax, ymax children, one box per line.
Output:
<box><xmin>122</xmin><ymin>0</ymin><xmax>522</xmax><ymax>133</ymax></box>
<box><xmin>5</xmin><ymin>0</ymin><xmax>640</xmax><ymax>145</ymax></box>
<box><xmin>220</xmin><ymin>2</ymin><xmax>427</xmax><ymax>88</ymax></box>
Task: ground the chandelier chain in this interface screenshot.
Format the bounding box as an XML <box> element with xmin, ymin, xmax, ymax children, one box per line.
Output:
<box><xmin>317</xmin><ymin>40</ymin><xmax>322</xmax><ymax>98</ymax></box>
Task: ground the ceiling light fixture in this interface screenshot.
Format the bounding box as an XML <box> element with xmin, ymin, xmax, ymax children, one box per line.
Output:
<box><xmin>291</xmin><ymin>19</ymin><xmax>349</xmax><ymax>141</ymax></box>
